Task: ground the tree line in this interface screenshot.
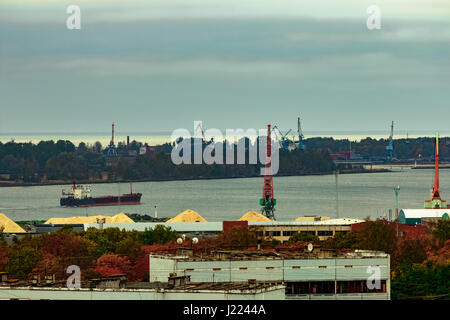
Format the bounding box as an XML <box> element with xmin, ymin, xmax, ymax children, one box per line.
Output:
<box><xmin>307</xmin><ymin>136</ymin><xmax>450</xmax><ymax>160</ymax></box>
<box><xmin>0</xmin><ymin>139</ymin><xmax>336</xmax><ymax>183</ymax></box>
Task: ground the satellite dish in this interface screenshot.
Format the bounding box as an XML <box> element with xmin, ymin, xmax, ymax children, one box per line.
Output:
<box><xmin>177</xmin><ymin>238</ymin><xmax>183</xmax><ymax>244</ymax></box>
<box><xmin>307</xmin><ymin>243</ymin><xmax>314</xmax><ymax>252</ymax></box>
<box><xmin>192</xmin><ymin>237</ymin><xmax>198</xmax><ymax>244</ymax></box>
<box><xmin>182</xmin><ymin>234</ymin><xmax>186</xmax><ymax>240</ymax></box>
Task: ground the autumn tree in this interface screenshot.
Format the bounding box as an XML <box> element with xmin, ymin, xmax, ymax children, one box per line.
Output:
<box><xmin>0</xmin><ymin>243</ymin><xmax>8</xmax><ymax>272</ymax></box>
<box><xmin>94</xmin><ymin>254</ymin><xmax>132</xmax><ymax>279</ymax></box>
<box><xmin>393</xmin><ymin>239</ymin><xmax>428</xmax><ymax>269</ymax></box>
<box><xmin>217</xmin><ymin>226</ymin><xmax>257</xmax><ymax>249</ymax></box>
<box><xmin>431</xmin><ymin>220</ymin><xmax>450</xmax><ymax>247</ymax></box>
<box><xmin>354</xmin><ymin>221</ymin><xmax>398</xmax><ymax>254</ymax></box>
<box><xmin>427</xmin><ymin>239</ymin><xmax>450</xmax><ymax>265</ymax></box>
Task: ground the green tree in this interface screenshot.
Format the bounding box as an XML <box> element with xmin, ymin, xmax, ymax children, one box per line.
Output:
<box><xmin>355</xmin><ymin>221</ymin><xmax>398</xmax><ymax>254</ymax></box>
<box><xmin>7</xmin><ymin>244</ymin><xmax>41</xmax><ymax>279</ymax></box>
<box><xmin>145</xmin><ymin>225</ymin><xmax>179</xmax><ymax>245</ymax></box>
<box><xmin>322</xmin><ymin>231</ymin><xmax>359</xmax><ymax>249</ymax></box>
<box><xmin>394</xmin><ymin>239</ymin><xmax>428</xmax><ymax>268</ymax></box>
<box><xmin>431</xmin><ymin>220</ymin><xmax>450</xmax><ymax>247</ymax></box>
<box><xmin>288</xmin><ymin>231</ymin><xmax>320</xmax><ymax>243</ymax></box>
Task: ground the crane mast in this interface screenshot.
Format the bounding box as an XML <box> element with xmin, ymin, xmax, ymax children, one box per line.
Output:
<box><xmin>259</xmin><ymin>124</ymin><xmax>276</xmax><ymax>220</ymax></box>
<box><xmin>425</xmin><ymin>133</ymin><xmax>447</xmax><ymax>209</ymax></box>
<box><xmin>385</xmin><ymin>121</ymin><xmax>394</xmax><ymax>162</ymax></box>
<box><xmin>297</xmin><ymin>117</ymin><xmax>306</xmax><ymax>150</ymax></box>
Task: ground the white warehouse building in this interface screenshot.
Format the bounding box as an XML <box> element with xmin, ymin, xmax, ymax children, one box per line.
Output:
<box><xmin>149</xmin><ymin>249</ymin><xmax>391</xmax><ymax>300</ymax></box>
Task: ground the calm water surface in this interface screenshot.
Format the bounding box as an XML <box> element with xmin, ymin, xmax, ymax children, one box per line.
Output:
<box><xmin>0</xmin><ymin>169</ymin><xmax>448</xmax><ymax>222</ymax></box>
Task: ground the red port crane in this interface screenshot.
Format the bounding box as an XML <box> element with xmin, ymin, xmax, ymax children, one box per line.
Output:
<box><xmin>259</xmin><ymin>124</ymin><xmax>276</xmax><ymax>220</ymax></box>
<box><xmin>424</xmin><ymin>133</ymin><xmax>447</xmax><ymax>209</ymax></box>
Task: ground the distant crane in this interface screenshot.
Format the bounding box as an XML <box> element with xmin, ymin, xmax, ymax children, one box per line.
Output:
<box><xmin>272</xmin><ymin>125</ymin><xmax>294</xmax><ymax>151</ymax></box>
<box><xmin>296</xmin><ymin>117</ymin><xmax>306</xmax><ymax>150</ymax></box>
<box><xmin>424</xmin><ymin>133</ymin><xmax>447</xmax><ymax>209</ymax></box>
<box><xmin>195</xmin><ymin>122</ymin><xmax>214</xmax><ymax>146</ymax></box>
<box><xmin>385</xmin><ymin>121</ymin><xmax>394</xmax><ymax>162</ymax></box>
<box><xmin>259</xmin><ymin>124</ymin><xmax>276</xmax><ymax>220</ymax></box>
<box><xmin>106</xmin><ymin>122</ymin><xmax>118</xmax><ymax>157</ymax></box>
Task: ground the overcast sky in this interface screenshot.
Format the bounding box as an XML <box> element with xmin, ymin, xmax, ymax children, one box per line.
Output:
<box><xmin>1</xmin><ymin>0</ymin><xmax>449</xmax><ymax>138</ymax></box>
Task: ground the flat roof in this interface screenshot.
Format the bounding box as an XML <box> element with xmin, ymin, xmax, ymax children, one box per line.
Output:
<box><xmin>400</xmin><ymin>209</ymin><xmax>449</xmax><ymax>218</ymax></box>
<box><xmin>150</xmin><ymin>249</ymin><xmax>389</xmax><ymax>261</ymax></box>
<box><xmin>83</xmin><ymin>218</ymin><xmax>362</xmax><ymax>232</ymax></box>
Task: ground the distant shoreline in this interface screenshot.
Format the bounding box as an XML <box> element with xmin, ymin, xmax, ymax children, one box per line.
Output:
<box><xmin>0</xmin><ymin>168</ymin><xmax>389</xmax><ymax>188</ymax></box>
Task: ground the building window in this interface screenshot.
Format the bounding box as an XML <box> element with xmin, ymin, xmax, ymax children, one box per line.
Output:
<box><xmin>287</xmin><ymin>280</ymin><xmax>387</xmax><ymax>296</ymax></box>
<box><xmin>318</xmin><ymin>231</ymin><xmax>333</xmax><ymax>236</ymax></box>
<box><xmin>337</xmin><ymin>280</ymin><xmax>387</xmax><ymax>294</ymax></box>
<box><xmin>283</xmin><ymin>231</ymin><xmax>295</xmax><ymax>236</ymax></box>
<box><xmin>287</xmin><ymin>281</ymin><xmax>335</xmax><ymax>294</ymax></box>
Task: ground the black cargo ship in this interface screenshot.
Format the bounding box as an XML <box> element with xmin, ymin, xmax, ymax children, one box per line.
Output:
<box><xmin>60</xmin><ymin>183</ymin><xmax>142</xmax><ymax>207</ymax></box>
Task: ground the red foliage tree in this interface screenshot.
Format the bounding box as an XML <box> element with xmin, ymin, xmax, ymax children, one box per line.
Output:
<box><xmin>427</xmin><ymin>239</ymin><xmax>450</xmax><ymax>265</ymax></box>
<box><xmin>37</xmin><ymin>231</ymin><xmax>96</xmax><ymax>272</ymax></box>
<box><xmin>31</xmin><ymin>253</ymin><xmax>63</xmax><ymax>279</ymax></box>
<box><xmin>94</xmin><ymin>254</ymin><xmax>132</xmax><ymax>279</ymax></box>
<box><xmin>0</xmin><ymin>244</ymin><xmax>8</xmax><ymax>272</ymax></box>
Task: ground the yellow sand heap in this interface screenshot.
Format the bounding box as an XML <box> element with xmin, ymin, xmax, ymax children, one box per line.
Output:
<box><xmin>167</xmin><ymin>209</ymin><xmax>207</xmax><ymax>223</ymax></box>
<box><xmin>44</xmin><ymin>213</ymin><xmax>134</xmax><ymax>225</ymax></box>
<box><xmin>238</xmin><ymin>211</ymin><xmax>271</xmax><ymax>222</ymax></box>
<box><xmin>0</xmin><ymin>213</ymin><xmax>26</xmax><ymax>233</ymax></box>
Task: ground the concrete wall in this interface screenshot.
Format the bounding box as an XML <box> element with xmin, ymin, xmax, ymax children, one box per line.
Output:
<box><xmin>170</xmin><ymin>257</ymin><xmax>390</xmax><ymax>283</ymax></box>
<box><xmin>149</xmin><ymin>256</ymin><xmax>176</xmax><ymax>282</ymax></box>
<box><xmin>0</xmin><ymin>287</ymin><xmax>285</xmax><ymax>300</ymax></box>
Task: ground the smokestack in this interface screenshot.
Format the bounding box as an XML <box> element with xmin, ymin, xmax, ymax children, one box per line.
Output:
<box><xmin>111</xmin><ymin>122</ymin><xmax>115</xmax><ymax>144</ymax></box>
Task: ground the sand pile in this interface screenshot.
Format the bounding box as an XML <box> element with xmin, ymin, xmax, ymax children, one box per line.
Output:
<box><xmin>167</xmin><ymin>209</ymin><xmax>207</xmax><ymax>223</ymax></box>
<box><xmin>0</xmin><ymin>213</ymin><xmax>26</xmax><ymax>233</ymax></box>
<box><xmin>238</xmin><ymin>211</ymin><xmax>271</xmax><ymax>222</ymax></box>
<box><xmin>45</xmin><ymin>213</ymin><xmax>134</xmax><ymax>225</ymax></box>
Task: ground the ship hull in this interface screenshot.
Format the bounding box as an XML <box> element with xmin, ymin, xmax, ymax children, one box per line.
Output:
<box><xmin>60</xmin><ymin>193</ymin><xmax>142</xmax><ymax>207</ymax></box>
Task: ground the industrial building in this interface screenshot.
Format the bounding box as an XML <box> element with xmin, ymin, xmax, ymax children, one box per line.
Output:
<box><xmin>149</xmin><ymin>249</ymin><xmax>390</xmax><ymax>300</ymax></box>
<box><xmin>398</xmin><ymin>209</ymin><xmax>449</xmax><ymax>225</ymax></box>
<box><xmin>83</xmin><ymin>218</ymin><xmax>363</xmax><ymax>242</ymax></box>
<box><xmin>0</xmin><ymin>278</ymin><xmax>284</xmax><ymax>300</ymax></box>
